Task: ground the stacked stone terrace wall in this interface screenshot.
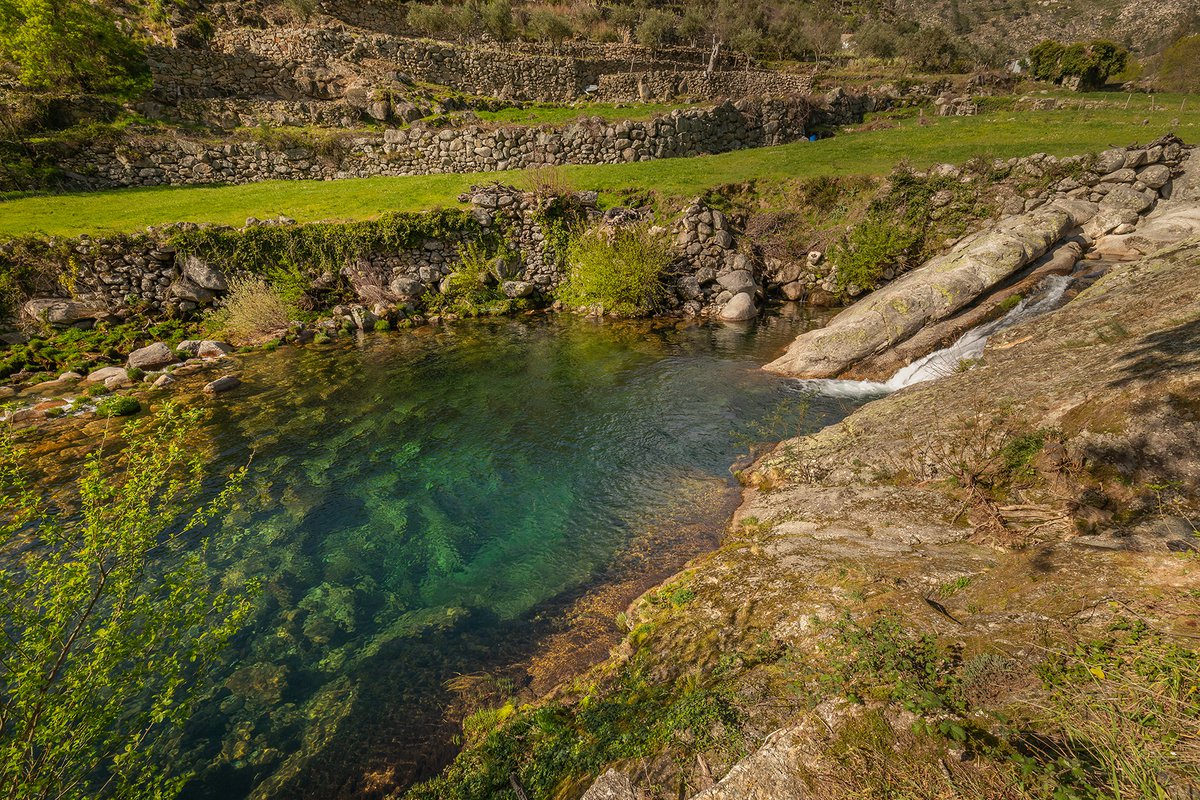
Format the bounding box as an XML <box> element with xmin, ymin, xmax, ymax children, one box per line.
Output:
<box><xmin>56</xmin><ymin>93</ymin><xmax>867</xmax><ymax>189</ymax></box>
<box><xmin>148</xmin><ymin>27</ymin><xmax>815</xmax><ymax>105</ymax></box>
<box><xmin>598</xmin><ymin>70</ymin><xmax>813</xmax><ymax>103</ymax></box>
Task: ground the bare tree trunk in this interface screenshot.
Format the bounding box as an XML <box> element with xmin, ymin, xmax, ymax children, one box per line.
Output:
<box><xmin>707</xmin><ymin>36</ymin><xmax>721</xmax><ymax>76</ymax></box>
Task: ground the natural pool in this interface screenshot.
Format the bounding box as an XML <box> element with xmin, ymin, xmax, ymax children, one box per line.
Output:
<box><xmin>48</xmin><ymin>308</ymin><xmax>863</xmax><ymax>798</ymax></box>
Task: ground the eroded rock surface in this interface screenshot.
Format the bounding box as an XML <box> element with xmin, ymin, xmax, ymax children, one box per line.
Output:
<box><xmin>764</xmin><ymin>199</ymin><xmax>1096</xmax><ymax>377</ymax></box>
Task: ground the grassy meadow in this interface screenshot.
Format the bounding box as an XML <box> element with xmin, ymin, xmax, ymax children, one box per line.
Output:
<box><xmin>1</xmin><ymin>95</ymin><xmax>1197</xmax><ymax>239</ymax></box>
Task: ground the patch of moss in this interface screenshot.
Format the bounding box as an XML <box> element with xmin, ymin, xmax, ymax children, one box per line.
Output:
<box><xmin>94</xmin><ymin>395</ymin><xmax>140</xmax><ymax>418</ymax></box>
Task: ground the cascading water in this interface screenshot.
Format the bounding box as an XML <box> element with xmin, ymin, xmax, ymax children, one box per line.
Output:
<box><xmin>791</xmin><ymin>274</ymin><xmax>1075</xmax><ymax>400</ymax></box>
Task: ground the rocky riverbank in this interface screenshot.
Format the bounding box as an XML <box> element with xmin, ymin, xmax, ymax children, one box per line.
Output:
<box><xmin>410</xmin><ymin>165</ymin><xmax>1200</xmax><ymax>798</ymax></box>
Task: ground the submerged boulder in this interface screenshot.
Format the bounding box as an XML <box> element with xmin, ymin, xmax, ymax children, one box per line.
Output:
<box><xmin>764</xmin><ymin>199</ymin><xmax>1097</xmax><ymax>377</ymax></box>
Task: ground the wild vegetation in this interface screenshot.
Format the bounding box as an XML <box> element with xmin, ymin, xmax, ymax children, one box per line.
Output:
<box><xmin>207</xmin><ymin>275</ymin><xmax>296</xmax><ymax>342</ymax></box>
<box><xmin>0</xmin><ymin>404</ymin><xmax>256</xmax><ymax>799</ymax></box>
<box><xmin>557</xmin><ymin>224</ymin><xmax>672</xmax><ymax>316</ymax></box>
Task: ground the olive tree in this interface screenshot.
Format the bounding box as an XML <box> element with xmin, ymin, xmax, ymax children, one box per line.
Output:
<box><xmin>0</xmin><ymin>404</ymin><xmax>256</xmax><ymax>800</ymax></box>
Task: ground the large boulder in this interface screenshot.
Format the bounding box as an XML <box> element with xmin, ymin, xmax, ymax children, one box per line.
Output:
<box><xmin>719</xmin><ymin>292</ymin><xmax>758</xmax><ymax>321</ymax></box>
<box><xmin>764</xmin><ymin>199</ymin><xmax>1097</xmax><ymax>377</ymax></box>
<box><xmin>21</xmin><ymin>299</ymin><xmax>111</xmax><ymax>327</ymax></box>
<box><xmin>127</xmin><ymin>342</ymin><xmax>176</xmax><ymax>371</ymax></box>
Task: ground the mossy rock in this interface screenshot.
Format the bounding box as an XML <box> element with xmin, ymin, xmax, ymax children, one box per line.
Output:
<box><xmin>95</xmin><ymin>396</ymin><xmax>141</xmax><ymax>418</ymax></box>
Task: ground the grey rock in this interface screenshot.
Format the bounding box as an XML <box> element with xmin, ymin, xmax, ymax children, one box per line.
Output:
<box><xmin>197</xmin><ymin>340</ymin><xmax>234</xmax><ymax>358</ymax></box>
<box><xmin>349</xmin><ymin>306</ymin><xmax>377</xmax><ymax>330</ymax></box>
<box><xmin>580</xmin><ymin>769</ymin><xmax>636</xmax><ymax>800</ymax></box>
<box><xmin>86</xmin><ymin>366</ymin><xmax>128</xmax><ymax>384</ymax></box>
<box><xmin>21</xmin><ymin>299</ymin><xmax>110</xmax><ymax>326</ymax></box>
<box><xmin>389</xmin><ymin>276</ymin><xmax>425</xmax><ymax>297</ymax></box>
<box><xmin>1094</xmin><ymin>148</ymin><xmax>1127</xmax><ymax>174</ymax></box>
<box><xmin>781</xmin><ymin>281</ymin><xmax>806</xmax><ymax>301</ymax></box>
<box><xmin>502</xmin><ymin>280</ymin><xmax>535</xmax><ymax>298</ymax></box>
<box><xmin>168</xmin><ymin>277</ymin><xmax>216</xmax><ymax>304</ymax></box>
<box><xmin>128</xmin><ymin>342</ymin><xmax>176</xmax><ymax>371</ymax></box>
<box><xmin>1100</xmin><ymin>185</ymin><xmax>1154</xmax><ymax>214</ymax></box>
<box><xmin>203</xmin><ymin>375</ymin><xmax>242</xmax><ymax>394</ymax></box>
<box><xmin>1136</xmin><ymin>164</ymin><xmax>1171</xmax><ymax>190</ymax></box>
<box><xmin>1100</xmin><ymin>168</ymin><xmax>1136</xmax><ymax>184</ymax></box>
<box><xmin>765</xmin><ymin>199</ymin><xmax>1098</xmax><ymax>377</ymax></box>
<box><xmin>717</xmin><ymin>269</ymin><xmax>756</xmax><ymax>294</ymax></box>
<box><xmin>719</xmin><ymin>292</ymin><xmax>758</xmax><ymax>321</ymax></box>
<box><xmin>153</xmin><ymin>374</ymin><xmax>175</xmax><ymax>388</ymax></box>
<box><xmin>182</xmin><ymin>256</ymin><xmax>227</xmax><ymax>291</ymax></box>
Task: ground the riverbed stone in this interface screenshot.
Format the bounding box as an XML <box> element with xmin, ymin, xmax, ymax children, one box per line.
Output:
<box><xmin>198</xmin><ymin>340</ymin><xmax>234</xmax><ymax>358</ymax></box>
<box><xmin>128</xmin><ymin>342</ymin><xmax>176</xmax><ymax>370</ymax></box>
<box><xmin>203</xmin><ymin>375</ymin><xmax>242</xmax><ymax>394</ymax></box>
<box><xmin>719</xmin><ymin>292</ymin><xmax>757</xmax><ymax>321</ymax></box>
<box><xmin>86</xmin><ymin>366</ymin><xmax>128</xmax><ymax>384</ymax></box>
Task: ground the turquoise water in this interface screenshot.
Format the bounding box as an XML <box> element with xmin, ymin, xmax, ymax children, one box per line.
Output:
<box><xmin>165</xmin><ymin>309</ymin><xmax>856</xmax><ymax>799</ymax></box>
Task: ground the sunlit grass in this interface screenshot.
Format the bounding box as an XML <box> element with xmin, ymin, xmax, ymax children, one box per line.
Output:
<box><xmin>1</xmin><ymin>97</ymin><xmax>1196</xmax><ymax>239</ymax></box>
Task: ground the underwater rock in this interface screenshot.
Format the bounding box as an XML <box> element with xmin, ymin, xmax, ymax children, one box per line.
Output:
<box><xmin>204</xmin><ymin>375</ymin><xmax>242</xmax><ymax>394</ymax></box>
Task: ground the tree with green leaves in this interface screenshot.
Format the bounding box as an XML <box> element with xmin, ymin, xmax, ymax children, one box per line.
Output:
<box><xmin>0</xmin><ymin>404</ymin><xmax>257</xmax><ymax>800</ymax></box>
<box><xmin>0</xmin><ymin>0</ymin><xmax>149</xmax><ymax>95</ymax></box>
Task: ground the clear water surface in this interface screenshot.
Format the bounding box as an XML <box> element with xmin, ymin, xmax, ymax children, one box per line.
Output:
<box><xmin>136</xmin><ymin>308</ymin><xmax>860</xmax><ymax>799</ymax></box>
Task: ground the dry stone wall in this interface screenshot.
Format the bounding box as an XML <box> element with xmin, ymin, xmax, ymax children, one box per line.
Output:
<box><xmin>56</xmin><ymin>94</ymin><xmax>866</xmax><ymax>189</ymax></box>
<box><xmin>148</xmin><ymin>27</ymin><xmax>815</xmax><ymax>107</ymax></box>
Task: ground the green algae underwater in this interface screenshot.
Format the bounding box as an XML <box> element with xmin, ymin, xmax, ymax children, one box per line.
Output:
<box><xmin>43</xmin><ymin>308</ymin><xmax>865</xmax><ymax>799</ymax></box>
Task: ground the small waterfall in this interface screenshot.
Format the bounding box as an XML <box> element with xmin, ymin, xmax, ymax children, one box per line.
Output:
<box><xmin>790</xmin><ymin>275</ymin><xmax>1074</xmax><ymax>399</ymax></box>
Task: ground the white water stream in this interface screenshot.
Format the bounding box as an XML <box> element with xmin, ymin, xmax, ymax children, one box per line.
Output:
<box><xmin>791</xmin><ymin>274</ymin><xmax>1075</xmax><ymax>400</ymax></box>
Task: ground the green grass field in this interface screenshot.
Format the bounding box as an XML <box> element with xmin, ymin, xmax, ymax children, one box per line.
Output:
<box><xmin>1</xmin><ymin>97</ymin><xmax>1196</xmax><ymax>239</ymax></box>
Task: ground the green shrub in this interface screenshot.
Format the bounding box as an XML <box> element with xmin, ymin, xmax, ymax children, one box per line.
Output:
<box><xmin>313</xmin><ymin>331</ymin><xmax>332</xmax><ymax>345</ymax></box>
<box><xmin>126</xmin><ymin>367</ymin><xmax>145</xmax><ymax>382</ymax></box>
<box><xmin>828</xmin><ymin>219</ymin><xmax>920</xmax><ymax>293</ymax></box>
<box><xmin>373</xmin><ymin>319</ymin><xmax>392</xmax><ymax>332</ymax></box>
<box><xmin>557</xmin><ymin>225</ymin><xmax>670</xmax><ymax>316</ymax></box>
<box><xmin>86</xmin><ymin>385</ymin><xmax>111</xmax><ymax>397</ymax></box>
<box><xmin>94</xmin><ymin>396</ymin><xmax>141</xmax><ymax>418</ymax></box>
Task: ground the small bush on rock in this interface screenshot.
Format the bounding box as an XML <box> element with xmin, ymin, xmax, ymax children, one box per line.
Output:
<box><xmin>558</xmin><ymin>225</ymin><xmax>670</xmax><ymax>316</ymax></box>
<box><xmin>95</xmin><ymin>396</ymin><xmax>141</xmax><ymax>418</ymax></box>
<box><xmin>208</xmin><ymin>276</ymin><xmax>296</xmax><ymax>343</ymax></box>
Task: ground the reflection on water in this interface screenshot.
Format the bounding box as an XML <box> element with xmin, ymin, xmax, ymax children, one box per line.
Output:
<box><xmin>47</xmin><ymin>308</ymin><xmax>863</xmax><ymax>799</ymax></box>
